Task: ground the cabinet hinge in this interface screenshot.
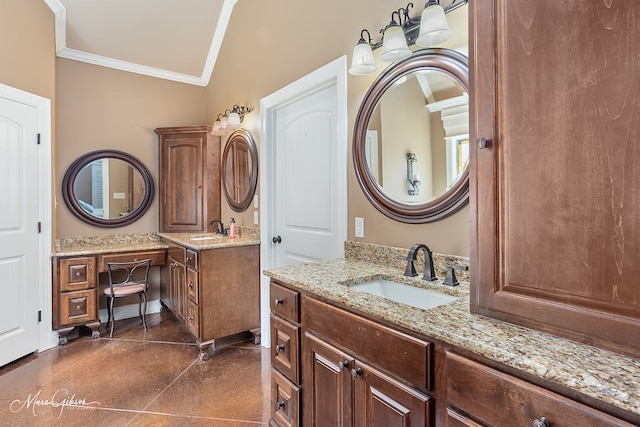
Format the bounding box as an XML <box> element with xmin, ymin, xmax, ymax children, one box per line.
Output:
<box><xmin>37</xmin><ymin>133</ymin><xmax>41</xmax><ymax>145</ymax></box>
<box><xmin>38</xmin><ymin>310</ymin><xmax>42</xmax><ymax>322</ymax></box>
<box><xmin>37</xmin><ymin>222</ymin><xmax>42</xmax><ymax>233</ymax></box>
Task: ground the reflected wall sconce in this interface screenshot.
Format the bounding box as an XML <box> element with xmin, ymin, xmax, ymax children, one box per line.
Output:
<box><xmin>211</xmin><ymin>105</ymin><xmax>252</xmax><ymax>135</ymax></box>
<box><xmin>348</xmin><ymin>0</ymin><xmax>467</xmax><ymax>75</ymax></box>
<box><xmin>407</xmin><ymin>152</ymin><xmax>420</xmax><ymax>196</ymax></box>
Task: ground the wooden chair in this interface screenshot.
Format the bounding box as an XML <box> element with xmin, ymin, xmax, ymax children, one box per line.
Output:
<box><xmin>105</xmin><ymin>259</ymin><xmax>152</xmax><ymax>338</ymax></box>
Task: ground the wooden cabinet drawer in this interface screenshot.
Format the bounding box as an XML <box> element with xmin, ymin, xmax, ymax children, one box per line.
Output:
<box><xmin>98</xmin><ymin>250</ymin><xmax>166</xmax><ymax>272</ymax></box>
<box><xmin>59</xmin><ymin>257</ymin><xmax>96</xmax><ymax>292</ymax></box>
<box><xmin>445</xmin><ymin>408</ymin><xmax>483</xmax><ymax>427</ymax></box>
<box><xmin>271</xmin><ymin>314</ymin><xmax>300</xmax><ymax>384</ymax></box>
<box><xmin>59</xmin><ymin>289</ymin><xmax>97</xmax><ymax>326</ymax></box>
<box><xmin>445</xmin><ymin>352</ymin><xmax>634</xmax><ymax>427</ymax></box>
<box><xmin>271</xmin><ymin>368</ymin><xmax>300</xmax><ymax>427</ymax></box>
<box><xmin>186</xmin><ymin>299</ymin><xmax>199</xmax><ymax>337</ymax></box>
<box><xmin>303</xmin><ymin>296</ymin><xmax>432</xmax><ymax>390</ymax></box>
<box><xmin>185</xmin><ymin>249</ymin><xmax>198</xmax><ymax>270</ymax></box>
<box><xmin>270</xmin><ymin>281</ymin><xmax>299</xmax><ymax>323</ymax></box>
<box><xmin>187</xmin><ymin>268</ymin><xmax>198</xmax><ymax>303</ymax></box>
<box><xmin>167</xmin><ymin>244</ymin><xmax>186</xmax><ymax>264</ymax></box>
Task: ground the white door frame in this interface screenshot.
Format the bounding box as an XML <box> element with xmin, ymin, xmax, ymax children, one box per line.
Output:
<box><xmin>0</xmin><ymin>83</ymin><xmax>55</xmax><ymax>353</ymax></box>
<box><xmin>259</xmin><ymin>56</ymin><xmax>348</xmax><ymax>347</ymax></box>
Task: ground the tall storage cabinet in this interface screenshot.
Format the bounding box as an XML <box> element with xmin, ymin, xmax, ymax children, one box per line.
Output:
<box><xmin>155</xmin><ymin>126</ymin><xmax>221</xmax><ymax>233</ymax></box>
<box><xmin>470</xmin><ymin>1</ymin><xmax>640</xmax><ymax>357</ymax></box>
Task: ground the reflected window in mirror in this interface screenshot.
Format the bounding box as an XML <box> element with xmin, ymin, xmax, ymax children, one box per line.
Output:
<box><xmin>222</xmin><ymin>129</ymin><xmax>258</xmax><ymax>212</ymax></box>
<box><xmin>62</xmin><ymin>150</ymin><xmax>155</xmax><ymax>227</ymax></box>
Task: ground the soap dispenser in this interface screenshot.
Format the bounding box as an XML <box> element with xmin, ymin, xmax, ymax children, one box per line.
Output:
<box><xmin>229</xmin><ymin>217</ymin><xmax>237</xmax><ymax>238</ymax></box>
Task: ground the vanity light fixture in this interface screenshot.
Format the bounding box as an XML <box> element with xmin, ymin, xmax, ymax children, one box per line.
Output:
<box><xmin>210</xmin><ymin>105</ymin><xmax>253</xmax><ymax>135</ymax></box>
<box><xmin>348</xmin><ymin>0</ymin><xmax>467</xmax><ymax>75</ymax></box>
<box><xmin>381</xmin><ymin>9</ymin><xmax>412</xmax><ymax>62</ymax></box>
<box><xmin>415</xmin><ymin>0</ymin><xmax>453</xmax><ymax>47</ymax></box>
<box><xmin>407</xmin><ymin>152</ymin><xmax>420</xmax><ymax>196</ymax></box>
<box><xmin>348</xmin><ymin>29</ymin><xmax>377</xmax><ymax>75</ymax></box>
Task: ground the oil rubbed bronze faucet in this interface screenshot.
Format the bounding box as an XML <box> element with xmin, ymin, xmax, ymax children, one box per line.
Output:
<box><xmin>402</xmin><ymin>243</ymin><xmax>437</xmax><ymax>281</ymax></box>
<box><xmin>208</xmin><ymin>219</ymin><xmax>225</xmax><ymax>235</ymax></box>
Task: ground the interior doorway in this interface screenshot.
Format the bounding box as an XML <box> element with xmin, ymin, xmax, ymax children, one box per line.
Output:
<box><xmin>0</xmin><ymin>83</ymin><xmax>54</xmax><ymax>366</ymax></box>
<box><xmin>259</xmin><ymin>56</ymin><xmax>348</xmax><ymax>346</ymax></box>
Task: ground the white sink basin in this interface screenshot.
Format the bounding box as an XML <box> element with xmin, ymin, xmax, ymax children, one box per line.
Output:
<box><xmin>188</xmin><ymin>234</ymin><xmax>225</xmax><ymax>241</ymax></box>
<box><xmin>351</xmin><ymin>279</ymin><xmax>457</xmax><ymax>311</ymax></box>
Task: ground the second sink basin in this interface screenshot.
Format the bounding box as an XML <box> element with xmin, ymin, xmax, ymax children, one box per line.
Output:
<box><xmin>188</xmin><ymin>234</ymin><xmax>225</xmax><ymax>241</ymax></box>
<box><xmin>351</xmin><ymin>279</ymin><xmax>457</xmax><ymax>311</ymax></box>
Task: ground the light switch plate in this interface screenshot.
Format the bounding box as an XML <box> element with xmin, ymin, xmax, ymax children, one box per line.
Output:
<box><xmin>355</xmin><ymin>217</ymin><xmax>364</xmax><ymax>238</ymax></box>
<box><xmin>254</xmin><ymin>210</ymin><xmax>259</xmax><ymax>225</ymax></box>
<box><xmin>253</xmin><ymin>195</ymin><xmax>259</xmax><ymax>208</ymax></box>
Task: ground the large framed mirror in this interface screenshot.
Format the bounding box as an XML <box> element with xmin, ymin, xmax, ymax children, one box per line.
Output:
<box><xmin>62</xmin><ymin>150</ymin><xmax>155</xmax><ymax>227</ymax></box>
<box><xmin>222</xmin><ymin>129</ymin><xmax>258</xmax><ymax>212</ymax></box>
<box><xmin>353</xmin><ymin>48</ymin><xmax>469</xmax><ymax>223</ymax></box>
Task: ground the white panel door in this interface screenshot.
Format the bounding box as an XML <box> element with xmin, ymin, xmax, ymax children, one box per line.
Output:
<box><xmin>274</xmin><ymin>84</ymin><xmax>342</xmax><ymax>265</ymax></box>
<box><xmin>0</xmin><ymin>97</ymin><xmax>40</xmax><ymax>366</ymax></box>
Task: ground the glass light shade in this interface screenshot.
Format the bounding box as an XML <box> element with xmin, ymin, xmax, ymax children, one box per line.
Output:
<box><xmin>349</xmin><ymin>42</ymin><xmax>377</xmax><ymax>75</ymax></box>
<box><xmin>415</xmin><ymin>3</ymin><xmax>453</xmax><ymax>47</ymax></box>
<box><xmin>220</xmin><ymin>116</ymin><xmax>229</xmax><ymax>129</ymax></box>
<box><xmin>227</xmin><ymin>112</ymin><xmax>241</xmax><ymax>128</ymax></box>
<box><xmin>211</xmin><ymin>121</ymin><xmax>221</xmax><ymax>135</ymax></box>
<box><xmin>380</xmin><ymin>24</ymin><xmax>412</xmax><ymax>62</ymax></box>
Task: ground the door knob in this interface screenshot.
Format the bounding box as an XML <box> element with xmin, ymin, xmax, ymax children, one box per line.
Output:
<box><xmin>272</xmin><ymin>235</ymin><xmax>282</xmax><ymax>244</ymax></box>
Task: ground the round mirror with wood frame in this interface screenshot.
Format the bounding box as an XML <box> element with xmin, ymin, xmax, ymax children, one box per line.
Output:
<box><xmin>353</xmin><ymin>48</ymin><xmax>469</xmax><ymax>223</ymax></box>
<box><xmin>62</xmin><ymin>150</ymin><xmax>155</xmax><ymax>228</ymax></box>
<box><xmin>222</xmin><ymin>129</ymin><xmax>258</xmax><ymax>212</ymax></box>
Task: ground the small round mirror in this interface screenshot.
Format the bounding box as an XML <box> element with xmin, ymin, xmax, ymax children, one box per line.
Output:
<box><xmin>222</xmin><ymin>129</ymin><xmax>258</xmax><ymax>212</ymax></box>
<box><xmin>353</xmin><ymin>48</ymin><xmax>469</xmax><ymax>223</ymax></box>
<box><xmin>62</xmin><ymin>150</ymin><xmax>155</xmax><ymax>227</ymax></box>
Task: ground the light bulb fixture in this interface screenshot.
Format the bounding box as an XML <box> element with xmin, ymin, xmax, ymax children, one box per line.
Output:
<box><xmin>210</xmin><ymin>113</ymin><xmax>224</xmax><ymax>135</ymax></box>
<box><xmin>210</xmin><ymin>105</ymin><xmax>253</xmax><ymax>135</ymax></box>
<box><xmin>349</xmin><ymin>0</ymin><xmax>467</xmax><ymax>75</ymax></box>
<box><xmin>415</xmin><ymin>0</ymin><xmax>453</xmax><ymax>47</ymax></box>
<box><xmin>349</xmin><ymin>29</ymin><xmax>377</xmax><ymax>75</ymax></box>
<box><xmin>407</xmin><ymin>152</ymin><xmax>420</xmax><ymax>196</ymax></box>
<box><xmin>381</xmin><ymin>10</ymin><xmax>412</xmax><ymax>62</ymax></box>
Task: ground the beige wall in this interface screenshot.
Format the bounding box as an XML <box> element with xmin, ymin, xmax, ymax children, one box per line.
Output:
<box><xmin>208</xmin><ymin>0</ymin><xmax>470</xmax><ymax>256</ymax></box>
<box><xmin>55</xmin><ymin>59</ymin><xmax>208</xmax><ymax>236</ymax></box>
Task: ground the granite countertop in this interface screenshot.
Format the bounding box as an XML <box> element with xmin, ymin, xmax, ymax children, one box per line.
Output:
<box><xmin>264</xmin><ymin>258</ymin><xmax>640</xmax><ymax>417</ymax></box>
<box><xmin>158</xmin><ymin>229</ymin><xmax>260</xmax><ymax>250</ymax></box>
<box><xmin>53</xmin><ymin>228</ymin><xmax>261</xmax><ymax>257</ymax></box>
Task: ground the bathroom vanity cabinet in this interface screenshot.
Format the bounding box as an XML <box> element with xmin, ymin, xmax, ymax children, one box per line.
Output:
<box><xmin>268</xmin><ymin>279</ymin><xmax>636</xmax><ymax>427</ymax></box>
<box><xmin>155</xmin><ymin>126</ymin><xmax>221</xmax><ymax>233</ymax></box>
<box><xmin>471</xmin><ymin>1</ymin><xmax>640</xmax><ymax>357</ymax></box>
<box><xmin>161</xmin><ymin>240</ymin><xmax>260</xmax><ymax>360</ymax></box>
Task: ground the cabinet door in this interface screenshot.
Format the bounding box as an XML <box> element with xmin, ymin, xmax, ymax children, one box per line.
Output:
<box><xmin>354</xmin><ymin>359</ymin><xmax>430</xmax><ymax>427</ymax></box>
<box><xmin>169</xmin><ymin>258</ymin><xmax>186</xmax><ymax>320</ymax></box>
<box><xmin>159</xmin><ymin>133</ymin><xmax>205</xmax><ymax>232</ymax></box>
<box><xmin>471</xmin><ymin>0</ymin><xmax>640</xmax><ymax>356</ymax></box>
<box><xmin>302</xmin><ymin>332</ymin><xmax>354</xmax><ymax>427</ymax></box>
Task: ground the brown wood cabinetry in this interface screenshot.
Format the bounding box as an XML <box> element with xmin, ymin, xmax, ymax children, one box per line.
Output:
<box><xmin>161</xmin><ymin>241</ymin><xmax>260</xmax><ymax>360</ymax></box>
<box><xmin>268</xmin><ymin>281</ymin><xmax>431</xmax><ymax>427</ymax></box>
<box><xmin>470</xmin><ymin>0</ymin><xmax>640</xmax><ymax>356</ymax></box>
<box><xmin>52</xmin><ymin>256</ymin><xmax>100</xmax><ymax>345</ymax></box>
<box><xmin>155</xmin><ymin>126</ymin><xmax>221</xmax><ymax>233</ymax></box>
<box><xmin>444</xmin><ymin>352</ymin><xmax>634</xmax><ymax>427</ymax></box>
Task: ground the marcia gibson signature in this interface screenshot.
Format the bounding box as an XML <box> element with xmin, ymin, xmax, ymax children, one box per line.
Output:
<box><xmin>10</xmin><ymin>389</ymin><xmax>100</xmax><ymax>418</ymax></box>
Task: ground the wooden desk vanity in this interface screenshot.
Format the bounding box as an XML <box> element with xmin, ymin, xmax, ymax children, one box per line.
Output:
<box><xmin>52</xmin><ymin>232</ymin><xmax>261</xmax><ymax>361</ymax></box>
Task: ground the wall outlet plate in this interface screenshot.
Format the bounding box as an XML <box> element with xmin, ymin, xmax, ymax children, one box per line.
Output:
<box><xmin>355</xmin><ymin>217</ymin><xmax>364</xmax><ymax>238</ymax></box>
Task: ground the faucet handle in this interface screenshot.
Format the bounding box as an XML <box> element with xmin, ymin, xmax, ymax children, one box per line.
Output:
<box><xmin>443</xmin><ymin>265</ymin><xmax>468</xmax><ymax>287</ymax></box>
<box><xmin>398</xmin><ymin>255</ymin><xmax>418</xmax><ymax>277</ymax></box>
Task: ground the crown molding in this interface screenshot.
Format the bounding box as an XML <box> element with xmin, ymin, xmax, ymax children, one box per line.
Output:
<box><xmin>43</xmin><ymin>0</ymin><xmax>237</xmax><ymax>87</ymax></box>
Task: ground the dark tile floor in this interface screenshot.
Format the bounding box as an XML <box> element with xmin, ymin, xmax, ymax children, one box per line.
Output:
<box><xmin>0</xmin><ymin>312</ymin><xmax>271</xmax><ymax>426</ymax></box>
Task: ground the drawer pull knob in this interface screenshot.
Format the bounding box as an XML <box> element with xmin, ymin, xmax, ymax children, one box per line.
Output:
<box><xmin>275</xmin><ymin>344</ymin><xmax>286</xmax><ymax>353</ymax></box>
<box><xmin>75</xmin><ymin>272</ymin><xmax>81</xmax><ymax>277</ymax></box>
<box><xmin>351</xmin><ymin>368</ymin><xmax>362</xmax><ymax>380</ymax></box>
<box><xmin>274</xmin><ymin>298</ymin><xmax>285</xmax><ymax>305</ymax></box>
<box><xmin>189</xmin><ymin>282</ymin><xmax>194</xmax><ymax>288</ymax></box>
<box><xmin>188</xmin><ymin>316</ymin><xmax>194</xmax><ymax>321</ymax></box>
<box><xmin>275</xmin><ymin>401</ymin><xmax>285</xmax><ymax>411</ymax></box>
<box><xmin>76</xmin><ymin>305</ymin><xmax>81</xmax><ymax>311</ymax></box>
<box><xmin>477</xmin><ymin>136</ymin><xmax>490</xmax><ymax>149</ymax></box>
<box><xmin>341</xmin><ymin>360</ymin><xmax>350</xmax><ymax>370</ymax></box>
<box><xmin>532</xmin><ymin>417</ymin><xmax>550</xmax><ymax>427</ymax></box>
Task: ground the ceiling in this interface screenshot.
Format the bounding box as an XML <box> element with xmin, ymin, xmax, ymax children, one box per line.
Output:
<box><xmin>44</xmin><ymin>0</ymin><xmax>238</xmax><ymax>87</ymax></box>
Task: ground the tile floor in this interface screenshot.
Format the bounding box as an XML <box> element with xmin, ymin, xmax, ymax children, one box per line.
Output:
<box><xmin>0</xmin><ymin>312</ymin><xmax>271</xmax><ymax>426</ymax></box>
